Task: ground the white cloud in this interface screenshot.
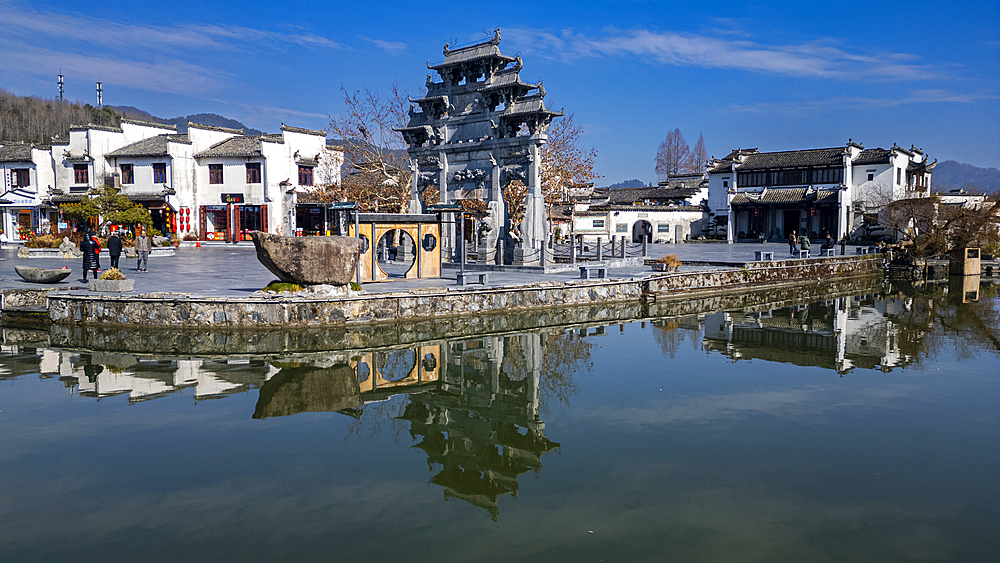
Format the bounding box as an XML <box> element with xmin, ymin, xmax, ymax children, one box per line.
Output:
<box><xmin>724</xmin><ymin>89</ymin><xmax>999</xmax><ymax>115</ymax></box>
<box><xmin>361</xmin><ymin>37</ymin><xmax>408</xmax><ymax>55</ymax></box>
<box><xmin>504</xmin><ymin>27</ymin><xmax>942</xmax><ymax>81</ymax></box>
<box><xmin>0</xmin><ymin>2</ymin><xmax>344</xmax><ymax>53</ymax></box>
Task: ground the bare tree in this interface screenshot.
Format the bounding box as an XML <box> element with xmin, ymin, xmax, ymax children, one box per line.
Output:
<box><xmin>502</xmin><ymin>114</ymin><xmax>597</xmax><ymax>227</ymax></box>
<box><xmin>323</xmin><ymin>84</ymin><xmax>411</xmax><ymax>212</ymax></box>
<box><xmin>654</xmin><ymin>128</ymin><xmax>692</xmax><ymax>180</ymax></box>
<box><xmin>881</xmin><ymin>195</ymin><xmax>1000</xmax><ymax>256</ymax></box>
<box><xmin>539</xmin><ymin>114</ymin><xmax>599</xmax><ymax>205</ymax></box>
<box><xmin>691</xmin><ymin>133</ymin><xmax>708</xmax><ymax>176</ymax></box>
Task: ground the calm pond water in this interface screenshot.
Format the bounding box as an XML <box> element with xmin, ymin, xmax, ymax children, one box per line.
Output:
<box><xmin>1</xmin><ymin>280</ymin><xmax>998</xmax><ymax>562</ymax></box>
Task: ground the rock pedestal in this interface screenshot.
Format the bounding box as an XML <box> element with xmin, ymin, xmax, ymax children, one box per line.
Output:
<box><xmin>250</xmin><ymin>231</ymin><xmax>363</xmax><ymax>286</ymax></box>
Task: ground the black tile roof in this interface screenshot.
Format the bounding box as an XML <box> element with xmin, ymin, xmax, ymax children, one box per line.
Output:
<box><xmin>106</xmin><ymin>134</ymin><xmax>190</xmax><ymax>158</ymax></box>
<box><xmin>280</xmin><ymin>124</ymin><xmax>325</xmax><ymax>137</ymax></box>
<box><xmin>69</xmin><ymin>123</ymin><xmax>122</xmax><ymax>133</ymax></box>
<box><xmin>188</xmin><ymin>122</ymin><xmax>243</xmax><ymax>135</ymax></box>
<box><xmin>121</xmin><ymin>118</ymin><xmax>177</xmax><ymax>131</ymax></box>
<box><xmin>195</xmin><ymin>136</ymin><xmax>268</xmax><ymax>158</ymax></box>
<box><xmin>0</xmin><ymin>143</ymin><xmax>34</xmax><ymax>162</ymax></box>
<box><xmin>606</xmin><ymin>186</ymin><xmax>702</xmax><ymax>204</ymax></box>
<box><xmin>853</xmin><ymin>148</ymin><xmax>892</xmax><ymax>165</ymax></box>
<box><xmin>731</xmin><ymin>187</ymin><xmax>840</xmax><ymax>206</ymax></box>
<box><xmin>737</xmin><ymin>147</ymin><xmax>846</xmax><ymax>170</ymax></box>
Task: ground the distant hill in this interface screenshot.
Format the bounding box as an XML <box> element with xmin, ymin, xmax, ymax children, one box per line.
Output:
<box><xmin>112</xmin><ymin>106</ymin><xmax>262</xmax><ymax>135</ymax></box>
<box><xmin>933</xmin><ymin>160</ymin><xmax>999</xmax><ymax>193</ymax></box>
<box><xmin>604</xmin><ymin>178</ymin><xmax>646</xmax><ymax>190</ymax></box>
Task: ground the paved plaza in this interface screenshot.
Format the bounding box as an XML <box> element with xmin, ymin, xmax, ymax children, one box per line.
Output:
<box><xmin>0</xmin><ymin>241</ymin><xmax>831</xmax><ymax>298</ymax></box>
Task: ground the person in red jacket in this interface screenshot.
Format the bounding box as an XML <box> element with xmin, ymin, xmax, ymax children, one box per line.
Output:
<box><xmin>80</xmin><ymin>228</ymin><xmax>101</xmax><ymax>281</ymax></box>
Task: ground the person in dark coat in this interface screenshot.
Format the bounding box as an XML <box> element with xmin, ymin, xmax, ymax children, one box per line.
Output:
<box><xmin>80</xmin><ymin>229</ymin><xmax>101</xmax><ymax>280</ymax></box>
<box><xmin>107</xmin><ymin>230</ymin><xmax>123</xmax><ymax>269</ymax></box>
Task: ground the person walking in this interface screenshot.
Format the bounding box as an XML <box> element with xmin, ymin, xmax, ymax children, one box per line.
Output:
<box><xmin>135</xmin><ymin>226</ymin><xmax>151</xmax><ymax>272</ymax></box>
<box><xmin>788</xmin><ymin>230</ymin><xmax>798</xmax><ymax>256</ymax></box>
<box><xmin>80</xmin><ymin>228</ymin><xmax>101</xmax><ymax>281</ymax></box>
<box><xmin>107</xmin><ymin>230</ymin><xmax>123</xmax><ymax>270</ymax></box>
<box><xmin>840</xmin><ymin>234</ymin><xmax>848</xmax><ymax>256</ymax></box>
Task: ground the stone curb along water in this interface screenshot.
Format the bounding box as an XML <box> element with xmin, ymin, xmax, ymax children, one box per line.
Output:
<box><xmin>42</xmin><ymin>255</ymin><xmax>883</xmax><ymax>328</ymax></box>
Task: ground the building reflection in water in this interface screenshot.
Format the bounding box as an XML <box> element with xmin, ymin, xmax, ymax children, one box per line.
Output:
<box><xmin>4</xmin><ymin>280</ymin><xmax>992</xmax><ymax>515</ymax></box>
<box><xmin>256</xmin><ymin>334</ymin><xmax>561</xmax><ymax>519</ymax></box>
<box><xmin>697</xmin><ymin>277</ymin><xmax>994</xmax><ymax>375</ymax></box>
<box><xmin>1</xmin><ymin>330</ymin><xmax>573</xmax><ymax>519</ymax></box>
<box><xmin>702</xmin><ymin>294</ymin><xmax>915</xmax><ymax>374</ymax></box>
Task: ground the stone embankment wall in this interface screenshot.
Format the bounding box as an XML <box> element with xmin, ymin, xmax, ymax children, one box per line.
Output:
<box><xmin>44</xmin><ymin>256</ymin><xmax>882</xmax><ymax>329</ymax></box>
<box><xmin>645</xmin><ymin>255</ymin><xmax>883</xmax><ymax>300</ymax></box>
<box><xmin>27</xmin><ymin>276</ymin><xmax>887</xmax><ymax>356</ymax></box>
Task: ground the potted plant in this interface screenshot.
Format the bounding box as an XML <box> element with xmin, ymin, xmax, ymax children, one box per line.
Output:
<box><xmin>89</xmin><ymin>267</ymin><xmax>135</xmax><ymax>292</ymax></box>
<box><xmin>652</xmin><ymin>254</ymin><xmax>682</xmax><ymax>272</ymax></box>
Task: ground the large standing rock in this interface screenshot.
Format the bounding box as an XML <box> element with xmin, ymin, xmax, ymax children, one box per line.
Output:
<box><xmin>250</xmin><ymin>231</ymin><xmax>363</xmax><ymax>286</ymax></box>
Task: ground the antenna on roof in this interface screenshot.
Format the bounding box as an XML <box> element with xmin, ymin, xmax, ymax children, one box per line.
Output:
<box><xmin>57</xmin><ymin>72</ymin><xmax>64</xmax><ymax>102</ymax></box>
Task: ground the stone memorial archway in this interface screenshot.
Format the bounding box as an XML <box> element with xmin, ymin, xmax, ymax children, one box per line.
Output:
<box><xmin>396</xmin><ymin>30</ymin><xmax>561</xmax><ymax>265</ymax></box>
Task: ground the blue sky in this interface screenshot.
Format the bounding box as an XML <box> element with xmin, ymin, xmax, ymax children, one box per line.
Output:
<box><xmin>2</xmin><ymin>0</ymin><xmax>998</xmax><ymax>185</ymax></box>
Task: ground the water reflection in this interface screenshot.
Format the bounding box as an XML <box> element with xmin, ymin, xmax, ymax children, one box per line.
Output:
<box><xmin>1</xmin><ymin>278</ymin><xmax>995</xmax><ymax>524</ymax></box>
<box><xmin>693</xmin><ymin>278</ymin><xmax>998</xmax><ymax>374</ymax></box>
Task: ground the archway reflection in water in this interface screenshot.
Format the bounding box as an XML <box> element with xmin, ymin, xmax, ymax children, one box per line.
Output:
<box><xmin>1</xmin><ymin>279</ymin><xmax>997</xmax><ymax>561</ymax></box>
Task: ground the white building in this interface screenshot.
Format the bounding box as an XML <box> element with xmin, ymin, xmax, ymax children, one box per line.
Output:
<box><xmin>0</xmin><ymin>142</ymin><xmax>57</xmax><ymax>241</ymax></box>
<box><xmin>38</xmin><ymin>119</ymin><xmax>336</xmax><ymax>241</ymax></box>
<box><xmin>571</xmin><ymin>179</ymin><xmax>708</xmax><ymax>243</ymax></box>
<box><xmin>707</xmin><ymin>141</ymin><xmax>934</xmax><ymax>243</ymax></box>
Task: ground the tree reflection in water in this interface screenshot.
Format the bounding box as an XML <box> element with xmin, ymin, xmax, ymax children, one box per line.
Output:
<box><xmin>2</xmin><ymin>278</ymin><xmax>994</xmax><ymax>521</ymax></box>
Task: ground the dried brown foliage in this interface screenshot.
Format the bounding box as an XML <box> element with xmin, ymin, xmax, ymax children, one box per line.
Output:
<box><xmin>540</xmin><ymin>114</ymin><xmax>599</xmax><ymax>205</ymax></box>
<box><xmin>882</xmin><ymin>195</ymin><xmax>1000</xmax><ymax>256</ymax></box>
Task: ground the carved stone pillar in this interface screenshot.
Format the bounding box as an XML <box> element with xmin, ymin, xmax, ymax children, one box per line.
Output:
<box><xmin>520</xmin><ymin>140</ymin><xmax>546</xmax><ymax>264</ymax></box>
<box><xmin>439</xmin><ymin>152</ymin><xmax>455</xmax><ymax>259</ymax></box>
<box><xmin>407</xmin><ymin>158</ymin><xmax>422</xmax><ymax>214</ymax></box>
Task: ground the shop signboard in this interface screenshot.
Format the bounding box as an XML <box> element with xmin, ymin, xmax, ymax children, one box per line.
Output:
<box><xmin>221</xmin><ymin>193</ymin><xmax>244</xmax><ymax>204</ymax></box>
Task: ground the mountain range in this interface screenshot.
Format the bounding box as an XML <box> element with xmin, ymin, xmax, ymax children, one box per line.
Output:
<box><xmin>111</xmin><ymin>106</ymin><xmax>263</xmax><ymax>136</ymax></box>
<box><xmin>931</xmin><ymin>160</ymin><xmax>999</xmax><ymax>193</ymax></box>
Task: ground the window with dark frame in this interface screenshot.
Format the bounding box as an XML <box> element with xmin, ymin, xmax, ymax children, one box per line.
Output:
<box><xmin>209</xmin><ymin>164</ymin><xmax>223</xmax><ymax>184</ymax></box>
<box><xmin>121</xmin><ymin>164</ymin><xmax>134</xmax><ymax>184</ymax></box>
<box><xmin>12</xmin><ymin>169</ymin><xmax>30</xmax><ymax>187</ymax></box>
<box><xmin>153</xmin><ymin>163</ymin><xmax>166</xmax><ymax>183</ymax></box>
<box><xmin>73</xmin><ymin>164</ymin><xmax>89</xmax><ymax>184</ymax></box>
<box><xmin>298</xmin><ymin>165</ymin><xmax>313</xmax><ymax>186</ymax></box>
<box><xmin>246</xmin><ymin>163</ymin><xmax>261</xmax><ymax>184</ymax></box>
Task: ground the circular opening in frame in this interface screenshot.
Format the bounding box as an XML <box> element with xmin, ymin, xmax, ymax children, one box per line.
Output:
<box><xmin>375</xmin><ymin>229</ymin><xmax>415</xmax><ymax>278</ymax></box>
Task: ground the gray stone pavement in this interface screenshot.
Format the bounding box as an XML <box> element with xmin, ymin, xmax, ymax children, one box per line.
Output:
<box><xmin>0</xmin><ymin>240</ymin><xmax>830</xmax><ymax>297</ymax></box>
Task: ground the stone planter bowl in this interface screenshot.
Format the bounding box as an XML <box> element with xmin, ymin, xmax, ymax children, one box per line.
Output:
<box><xmin>15</xmin><ymin>265</ymin><xmax>72</xmax><ymax>283</ymax></box>
<box><xmin>89</xmin><ymin>278</ymin><xmax>135</xmax><ymax>292</ymax></box>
